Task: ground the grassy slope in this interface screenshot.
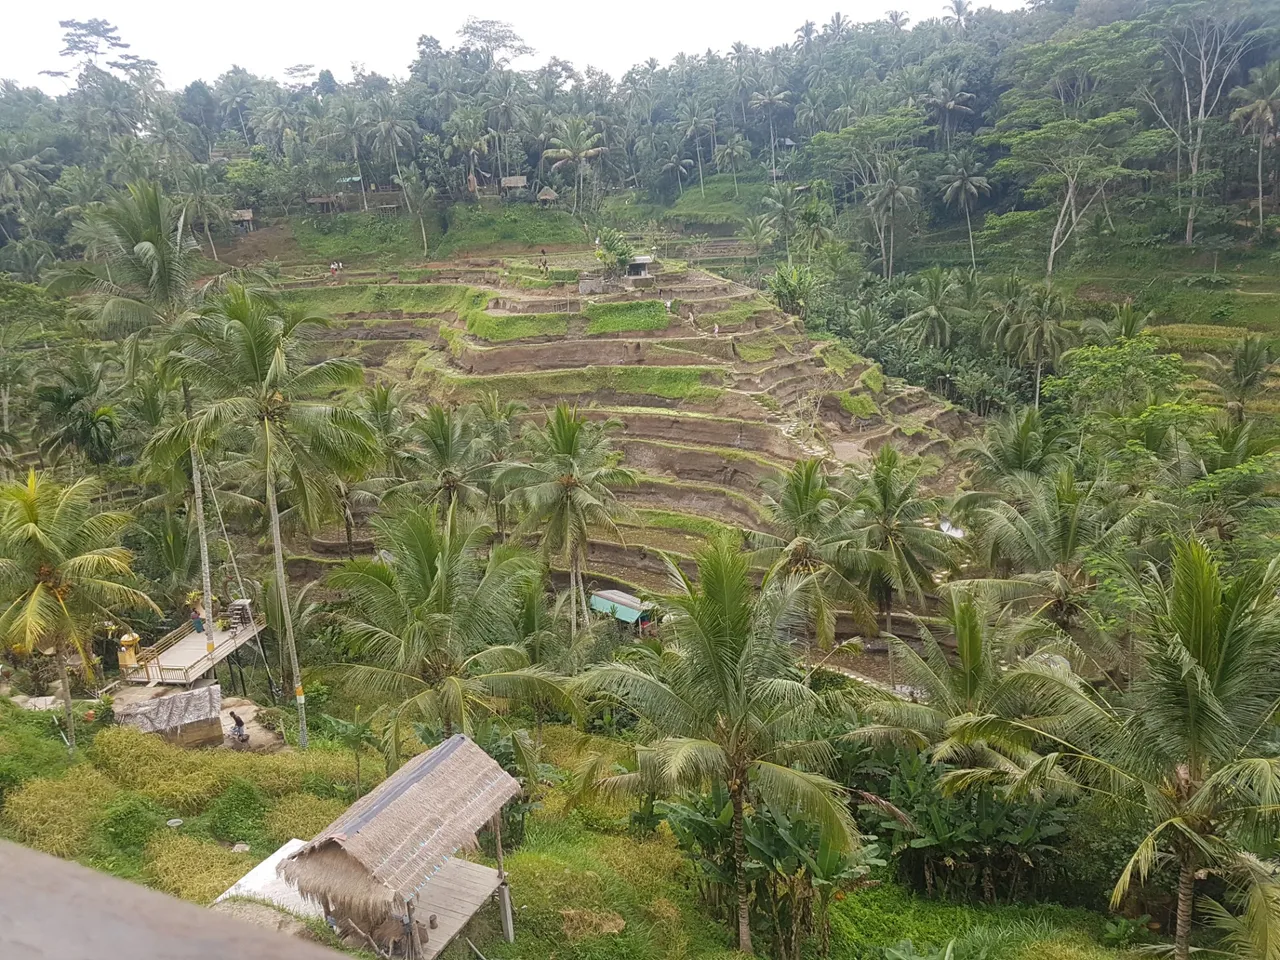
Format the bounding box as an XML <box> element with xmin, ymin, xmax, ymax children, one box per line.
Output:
<box><xmin>435</xmin><ymin>204</ymin><xmax>584</xmax><ymax>258</ymax></box>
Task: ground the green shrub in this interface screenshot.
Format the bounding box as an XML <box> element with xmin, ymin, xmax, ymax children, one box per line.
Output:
<box><xmin>433</xmin><ymin>366</ymin><xmax>726</xmax><ymax>403</ymax></box>
<box><xmin>3</xmin><ymin>766</ymin><xmax>119</xmax><ymax>857</ymax></box>
<box><xmin>146</xmin><ymin>833</ymin><xmax>253</xmax><ymax>904</ymax></box>
<box><xmin>97</xmin><ymin>792</ymin><xmax>169</xmax><ymax>856</ymax></box>
<box><xmin>858</xmin><ymin>363</ymin><xmax>885</xmax><ymax>394</ymax></box>
<box><xmin>821</xmin><ymin>342</ymin><xmax>863</xmax><ymax>376</ymax></box>
<box><xmin>291</xmin><ymin>214</ymin><xmax>424</xmax><ymax>262</ymax></box>
<box><xmin>838</xmin><ymin>391</ymin><xmax>879</xmax><ymax>418</ymax></box>
<box><xmin>206</xmin><ymin>779</ymin><xmax>269</xmax><ymax>844</ymax></box>
<box><xmin>0</xmin><ymin>702</ymin><xmax>75</xmax><ymax>801</ymax></box>
<box><xmin>264</xmin><ymin>792</ymin><xmax>347</xmax><ymax>844</ymax></box>
<box><xmin>583</xmin><ymin>300</ymin><xmax>670</xmax><ymax>335</ymax></box>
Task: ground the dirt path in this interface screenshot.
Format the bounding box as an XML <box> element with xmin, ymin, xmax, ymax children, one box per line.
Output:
<box><xmin>220</xmin><ymin>696</ymin><xmax>286</xmax><ymax>753</ymax></box>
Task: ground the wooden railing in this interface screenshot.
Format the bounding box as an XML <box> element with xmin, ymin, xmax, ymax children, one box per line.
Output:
<box><xmin>124</xmin><ymin>618</ymin><xmax>264</xmax><ymax>685</ymax></box>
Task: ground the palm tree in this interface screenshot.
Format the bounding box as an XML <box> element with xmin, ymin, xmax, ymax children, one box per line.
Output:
<box><xmin>178</xmin><ymin>164</ymin><xmax>229</xmax><ymax>261</ymax></box>
<box><xmin>749</xmin><ymin>87</ymin><xmax>791</xmax><ymax>184</ymax></box>
<box><xmin>763</xmin><ymin>183</ymin><xmax>803</xmax><ymax>260</ymax></box>
<box><xmin>322</xmin><ymin>707</ymin><xmax>380</xmax><ymax>797</ymax></box>
<box><xmin>923</xmin><ymin>76</ymin><xmax>976</xmax><ymax>150</ymax></box>
<box><xmin>853</xmin><ymin>591</ymin><xmax>1064</xmax><ymax>767</ymax></box>
<box><xmin>217</xmin><ymin>77</ymin><xmax>254</xmax><ymax>145</ymax></box>
<box><xmin>714</xmin><ymin>133</ymin><xmax>750</xmax><ymax>198</ymax></box>
<box><xmin>956</xmin><ymin>468</ymin><xmax>1134</xmax><ymax>630</ymax></box>
<box><xmin>905</xmin><ymin>266</ymin><xmax>964</xmax><ymax>349</ymax></box>
<box><xmin>542</xmin><ymin>116</ymin><xmax>606</xmax><ymax>215</ymax></box>
<box><xmin>962</xmin><ymin>540</ymin><xmax>1280</xmax><ymax>960</ymax></box>
<box><xmin>395</xmin><ymin>168</ymin><xmax>435</xmax><ymax>256</ymax></box>
<box><xmin>1083</xmin><ymin>301</ymin><xmax>1153</xmax><ymax>345</ymax></box>
<box><xmin>580</xmin><ymin>538</ymin><xmax>857</xmax><ymax>955</ymax></box>
<box><xmin>393</xmin><ymin>403</ymin><xmax>489</xmax><ymax>510</ymax></box>
<box><xmin>0</xmin><ymin>471</ymin><xmax>156</xmax><ymax>750</ymax></box>
<box><xmin>1210</xmin><ymin>335</ymin><xmax>1276</xmax><ymax>422</ymax></box>
<box><xmin>957</xmin><ymin>406</ymin><xmax>1074</xmax><ymax>488</ymax></box>
<box><xmin>659</xmin><ymin>149</ymin><xmax>693</xmax><ymax>196</ymax></box>
<box><xmin>368</xmin><ymin>95</ymin><xmax>418</xmax><ymax>213</ymax></box>
<box><xmin>995</xmin><ymin>284</ymin><xmax>1074</xmax><ymax>409</ymax></box>
<box><xmin>50</xmin><ymin>182</ymin><xmax>227</xmax><ymax>668</ymax></box>
<box><xmin>845</xmin><ymin>446</ymin><xmax>953</xmax><ymax>651</ymax></box>
<box><xmin>943</xmin><ymin>0</ymin><xmax>972</xmax><ymax>31</ymax></box>
<box><xmin>938</xmin><ymin>152</ymin><xmax>990</xmax><ymax>270</ymax></box>
<box><xmin>677</xmin><ymin>99</ymin><xmax>713</xmax><ymax>198</ymax></box>
<box><xmin>870</xmin><ymin>161</ymin><xmax>918</xmax><ymax>280</ymax></box>
<box><xmin>1230</xmin><ymin>62</ymin><xmax>1280</xmax><ymax>230</ymax></box>
<box><xmin>473</xmin><ymin>391</ymin><xmax>527</xmax><ymax>537</ymax></box>
<box><xmin>740</xmin><ymin>214</ymin><xmax>778</xmax><ymax>268</ymax></box>
<box><xmin>170</xmin><ymin>285</ymin><xmax>372</xmax><ymax>748</ymax></box>
<box><xmin>752</xmin><ymin>459</ymin><xmax>876</xmax><ymax>648</ymax></box>
<box><xmin>329</xmin><ymin>504</ymin><xmax>567</xmax><ymax>757</ymax></box>
<box><xmin>500</xmin><ymin>405</ymin><xmax>635</xmax><ymax>636</ymax></box>
<box><xmin>324</xmin><ymin>98</ymin><xmax>370</xmax><ymax>211</ymax></box>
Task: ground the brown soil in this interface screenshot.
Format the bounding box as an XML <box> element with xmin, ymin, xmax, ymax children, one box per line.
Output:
<box><xmin>619</xmin><ymin>438</ymin><xmax>784</xmax><ymax>490</ymax></box>
<box><xmin>221</xmin><ymin>224</ymin><xmax>305</xmax><ymax>266</ymax></box>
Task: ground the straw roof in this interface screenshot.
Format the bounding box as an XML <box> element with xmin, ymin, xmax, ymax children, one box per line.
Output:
<box><xmin>536</xmin><ymin>187</ymin><xmax>558</xmax><ymax>201</ymax></box>
<box><xmin>279</xmin><ymin>736</ymin><xmax>520</xmax><ymax>924</ymax></box>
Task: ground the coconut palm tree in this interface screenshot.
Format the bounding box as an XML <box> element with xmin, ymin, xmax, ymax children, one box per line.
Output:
<box><xmin>870</xmin><ymin>160</ymin><xmax>918</xmax><ymax>280</ymax></box>
<box><xmin>1230</xmin><ymin>62</ymin><xmax>1280</xmax><ymax>230</ymax></box>
<box><xmin>395</xmin><ymin>168</ymin><xmax>435</xmax><ymax>256</ymax></box>
<box><xmin>677</xmin><ymin>99</ymin><xmax>713</xmax><ymax>198</ymax></box>
<box><xmin>542</xmin><ymin>116</ymin><xmax>606</xmax><ymax>215</ymax></box>
<box><xmin>329</xmin><ymin>504</ymin><xmax>567</xmax><ymax>759</ymax></box>
<box><xmin>923</xmin><ymin>76</ymin><xmax>976</xmax><ymax>150</ymax></box>
<box><xmin>177</xmin><ymin>164</ymin><xmax>229</xmax><ymax>261</ymax></box>
<box><xmin>959</xmin><ymin>539</ymin><xmax>1280</xmax><ymax>960</ymax></box>
<box><xmin>714</xmin><ymin>133</ymin><xmax>750</xmax><ymax>198</ymax></box>
<box><xmin>957</xmin><ymin>406</ymin><xmax>1074</xmax><ymax>488</ymax></box>
<box><xmin>499</xmin><ymin>404</ymin><xmax>635</xmax><ymax>636</ymax></box>
<box><xmin>168</xmin><ymin>284</ymin><xmax>372</xmax><ymax>748</ymax></box>
<box><xmin>993</xmin><ymin>284</ymin><xmax>1074</xmax><ymax>409</ymax></box>
<box><xmin>392</xmin><ymin>403</ymin><xmax>489</xmax><ymax>510</ymax></box>
<box><xmin>659</xmin><ymin>148</ymin><xmax>693</xmax><ymax>196</ymax></box>
<box><xmin>852</xmin><ymin>591</ymin><xmax>1067</xmax><ymax>767</ymax></box>
<box><xmin>943</xmin><ymin>0</ymin><xmax>972</xmax><ymax>32</ymax></box>
<box><xmin>938</xmin><ymin>152</ymin><xmax>990</xmax><ymax>270</ymax></box>
<box><xmin>0</xmin><ymin>471</ymin><xmax>156</xmax><ymax>750</ymax></box>
<box><xmin>50</xmin><ymin>182</ymin><xmax>229</xmax><ymax>672</ymax></box>
<box><xmin>740</xmin><ymin>214</ymin><xmax>778</xmax><ymax>268</ymax></box>
<box><xmin>368</xmin><ymin>95</ymin><xmax>418</xmax><ymax>213</ymax></box>
<box><xmin>956</xmin><ymin>467</ymin><xmax>1135</xmax><ymax>630</ymax></box>
<box><xmin>905</xmin><ymin>266</ymin><xmax>964</xmax><ymax>349</ymax></box>
<box><xmin>324</xmin><ymin>98</ymin><xmax>370</xmax><ymax>210</ymax></box>
<box><xmin>1210</xmin><ymin>335</ymin><xmax>1276</xmax><ymax>422</ymax></box>
<box><xmin>1082</xmin><ymin>301</ymin><xmax>1153</xmax><ymax>345</ymax></box>
<box><xmin>752</xmin><ymin>459</ymin><xmax>876</xmax><ymax>648</ymax></box>
<box><xmin>845</xmin><ymin>446</ymin><xmax>953</xmax><ymax>647</ymax></box>
<box><xmin>749</xmin><ymin>87</ymin><xmax>791</xmax><ymax>183</ymax></box>
<box><xmin>580</xmin><ymin>538</ymin><xmax>857</xmax><ymax>955</ymax></box>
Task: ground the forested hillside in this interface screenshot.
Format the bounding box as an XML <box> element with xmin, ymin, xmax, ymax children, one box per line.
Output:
<box><xmin>5</xmin><ymin>3</ymin><xmax>1280</xmax><ymax>960</ymax></box>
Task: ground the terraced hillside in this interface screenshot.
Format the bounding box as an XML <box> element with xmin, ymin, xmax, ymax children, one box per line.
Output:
<box><xmin>261</xmin><ymin>239</ymin><xmax>968</xmax><ymax>612</ymax></box>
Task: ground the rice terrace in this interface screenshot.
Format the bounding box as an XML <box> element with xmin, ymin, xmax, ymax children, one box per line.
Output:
<box><xmin>4</xmin><ymin>3</ymin><xmax>1280</xmax><ymax>959</ymax></box>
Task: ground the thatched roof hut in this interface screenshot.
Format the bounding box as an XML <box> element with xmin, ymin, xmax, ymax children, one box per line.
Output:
<box><xmin>278</xmin><ymin>735</ymin><xmax>520</xmax><ymax>955</ymax></box>
<box><xmin>536</xmin><ymin>186</ymin><xmax>558</xmax><ymax>205</ymax></box>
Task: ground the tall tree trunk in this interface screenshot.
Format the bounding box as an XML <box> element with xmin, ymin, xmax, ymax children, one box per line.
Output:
<box><xmin>730</xmin><ymin>781</ymin><xmax>754</xmax><ymax>954</ymax></box>
<box><xmin>203</xmin><ymin>221</ymin><xmax>219</xmax><ymax>261</ymax></box>
<box><xmin>355</xmin><ymin>142</ymin><xmax>368</xmax><ymax>211</ymax></box>
<box><xmin>343</xmin><ymin>501</ymin><xmax>356</xmax><ymax>560</ymax></box>
<box><xmin>265</xmin><ymin>458</ymin><xmax>308</xmax><ymax>748</ymax></box>
<box><xmin>191</xmin><ymin>445</ymin><xmax>216</xmax><ymax>672</ymax></box>
<box><xmin>1034</xmin><ymin>356</ymin><xmax>1043</xmax><ymax>409</ymax></box>
<box><xmin>885</xmin><ymin>606</ymin><xmax>895</xmax><ymax>689</ymax></box>
<box><xmin>769</xmin><ymin>114</ymin><xmax>777</xmax><ymax>184</ymax></box>
<box><xmin>731</xmin><ymin>159</ymin><xmax>739</xmax><ymax>198</ymax></box>
<box><xmin>355</xmin><ymin>750</ymin><xmax>362</xmax><ymax>798</ymax></box>
<box><xmin>393</xmin><ymin>145</ymin><xmax>413</xmax><ymax>214</ymax></box>
<box><xmin>1258</xmin><ymin>132</ymin><xmax>1266</xmax><ymax>230</ymax></box>
<box><xmin>56</xmin><ymin>641</ymin><xmax>76</xmax><ymax>753</ymax></box>
<box><xmin>887</xmin><ymin>217</ymin><xmax>895</xmax><ymax>282</ymax></box>
<box><xmin>965</xmin><ymin>205</ymin><xmax>976</xmax><ymax>271</ymax></box>
<box><xmin>1174</xmin><ymin>861</ymin><xmax>1195</xmax><ymax>960</ymax></box>
<box><xmin>419</xmin><ymin>215</ymin><xmax>429</xmax><ymax>256</ymax></box>
<box><xmin>237</xmin><ymin>107</ymin><xmax>249</xmax><ymax>146</ymax></box>
<box><xmin>696</xmin><ymin>139</ymin><xmax>705</xmax><ymax>197</ymax></box>
<box><xmin>569</xmin><ymin>553</ymin><xmax>579</xmax><ymax>637</ymax></box>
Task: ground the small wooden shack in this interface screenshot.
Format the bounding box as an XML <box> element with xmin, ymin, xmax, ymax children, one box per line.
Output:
<box><xmin>536</xmin><ymin>186</ymin><xmax>558</xmax><ymax>206</ymax></box>
<box><xmin>499</xmin><ymin>175</ymin><xmax>528</xmax><ymax>193</ymax></box>
<box><xmin>279</xmin><ymin>735</ymin><xmax>521</xmax><ymax>959</ymax></box>
<box><xmin>230</xmin><ymin>209</ymin><xmax>255</xmax><ymax>232</ymax></box>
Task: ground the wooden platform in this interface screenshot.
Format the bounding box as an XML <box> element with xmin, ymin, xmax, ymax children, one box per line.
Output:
<box><xmin>417</xmin><ymin>859</ymin><xmax>502</xmax><ymax>960</ymax></box>
<box><xmin>124</xmin><ymin>619</ymin><xmax>263</xmax><ymax>686</ymax></box>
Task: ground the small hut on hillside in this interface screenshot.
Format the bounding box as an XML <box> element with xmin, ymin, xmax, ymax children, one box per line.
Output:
<box><xmin>536</xmin><ymin>186</ymin><xmax>558</xmax><ymax>206</ymax></box>
<box><xmin>279</xmin><ymin>735</ymin><xmax>521</xmax><ymax>959</ymax></box>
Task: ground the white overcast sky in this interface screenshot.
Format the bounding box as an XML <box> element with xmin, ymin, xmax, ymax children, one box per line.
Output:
<box><xmin>9</xmin><ymin>0</ymin><xmax>1026</xmax><ymax>94</ymax></box>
